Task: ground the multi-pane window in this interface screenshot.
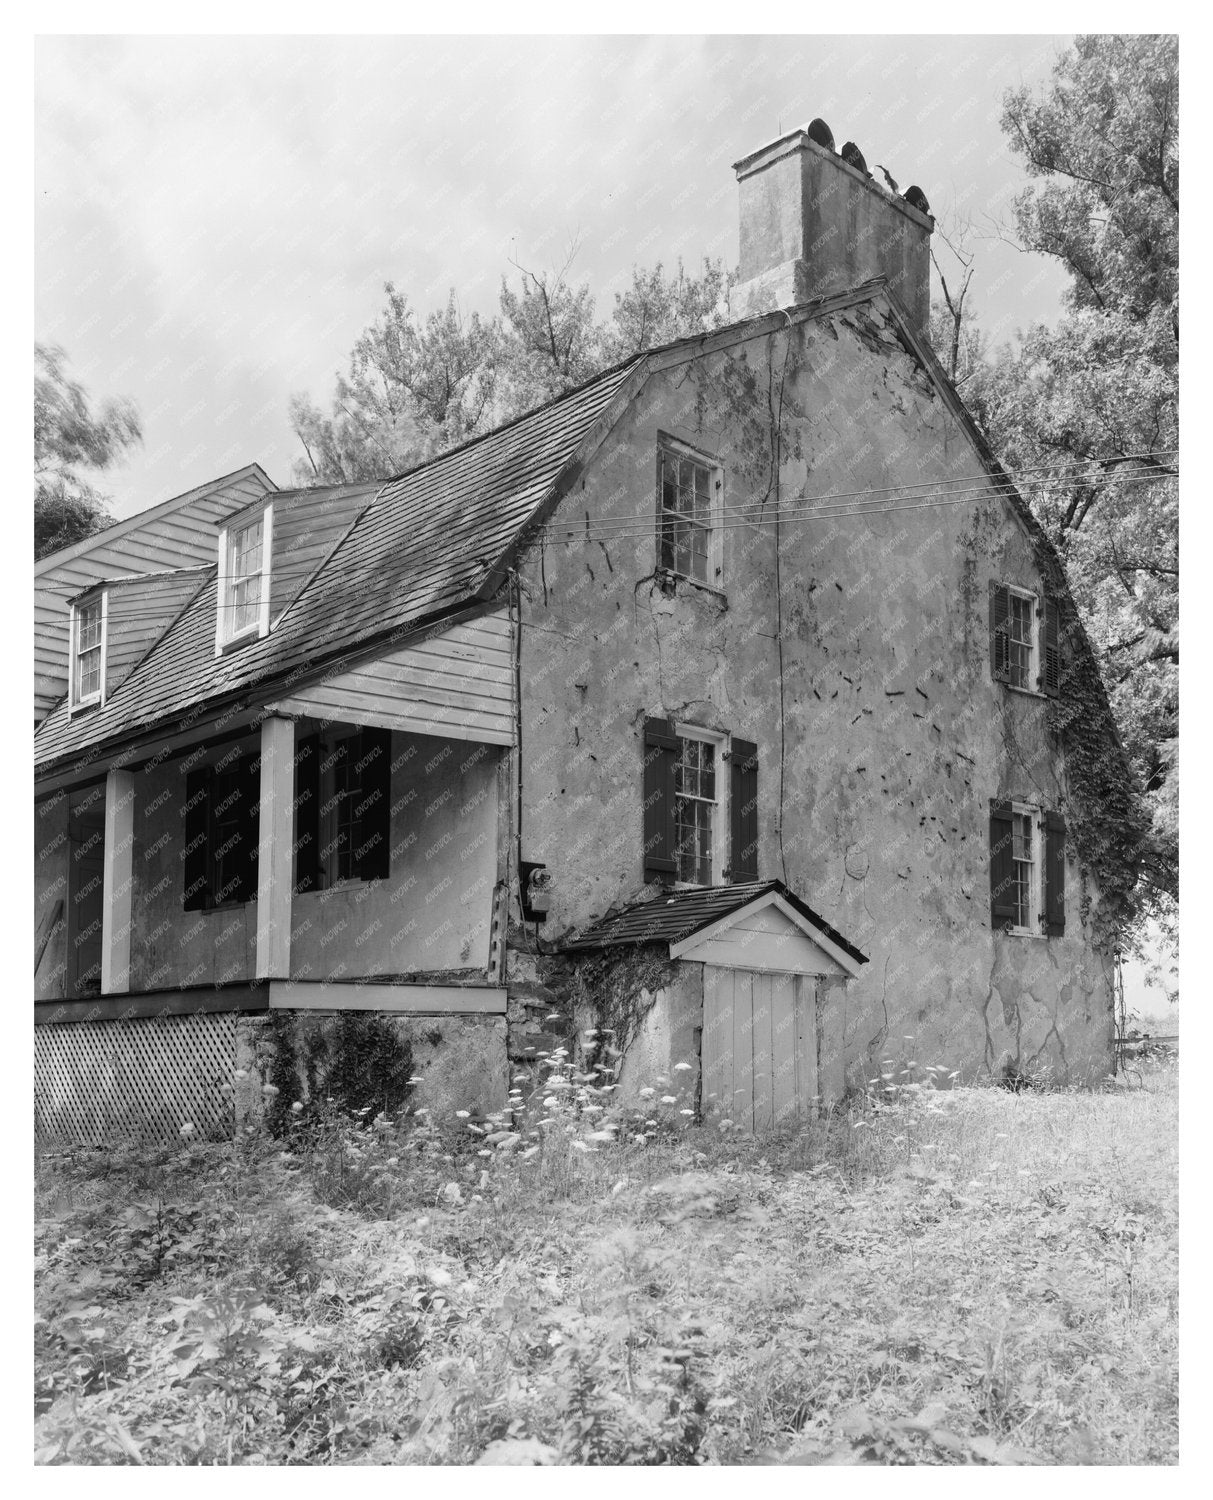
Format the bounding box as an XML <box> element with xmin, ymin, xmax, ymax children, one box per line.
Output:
<box><xmin>1011</xmin><ymin>808</ymin><xmax>1037</xmax><ymax>931</ymax></box>
<box><xmin>227</xmin><ymin>517</ymin><xmax>264</xmax><ymax>637</ymax></box>
<box><xmin>991</xmin><ymin>798</ymin><xmax>1066</xmax><ymax>938</ymax></box>
<box><xmin>991</xmin><ymin>582</ymin><xmax>1060</xmax><ymax>695</ymax></box>
<box><xmin>319</xmin><ymin>735</ymin><xmax>362</xmax><ymax>884</ymax></box>
<box><xmin>1007</xmin><ymin>592</ymin><xmax>1035</xmax><ymax>690</ymax></box>
<box><xmin>674</xmin><ymin>734</ymin><xmax>717</xmax><ymax>886</ymax></box>
<box><xmin>74</xmin><ymin>598</ymin><xmax>103</xmax><ymax>703</ymax></box>
<box><xmin>658</xmin><ymin>445</ymin><xmax>718</xmax><ymax>586</ymax></box>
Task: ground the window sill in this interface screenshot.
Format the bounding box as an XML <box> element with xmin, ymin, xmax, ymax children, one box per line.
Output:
<box><xmin>659</xmin><ymin>570</ymin><xmax>727</xmax><ymax>603</ymax></box>
<box><xmin>67</xmin><ymin>696</ymin><xmax>102</xmax><ymax>718</ymax></box>
<box><xmin>216</xmin><ymin>626</ymin><xmax>264</xmax><ymax>657</ymax></box>
<box><xmin>1003</xmin><ymin>683</ymin><xmax>1048</xmax><ymax>700</ymax></box>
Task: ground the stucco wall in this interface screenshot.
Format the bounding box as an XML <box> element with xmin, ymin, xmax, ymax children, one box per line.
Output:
<box><xmin>608</xmin><ymin>963</ymin><xmax>704</xmax><ymax>1109</ymax></box>
<box><xmin>236</xmin><ymin>1010</ymin><xmax>508</xmax><ymax>1122</ymax></box>
<box><xmin>513</xmin><ymin>296</ymin><xmax>1113</xmax><ymax>1094</ymax></box>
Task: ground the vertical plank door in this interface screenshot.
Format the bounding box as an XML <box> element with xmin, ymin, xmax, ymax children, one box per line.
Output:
<box><xmin>702</xmin><ymin>966</ymin><xmax>819</xmax><ymax>1132</ymax></box>
<box><xmin>751</xmin><ymin>972</ymin><xmax>775</xmax><ymax>1131</ymax></box>
<box><xmin>770</xmin><ymin>972</ymin><xmax>798</xmax><ymax>1126</ymax></box>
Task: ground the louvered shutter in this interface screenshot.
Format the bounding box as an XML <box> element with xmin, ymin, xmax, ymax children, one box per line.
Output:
<box><xmin>989</xmin><ymin>799</ymin><xmax>1017</xmax><ymax>930</ymax></box>
<box><xmin>989</xmin><ymin>582</ymin><xmax>1011</xmax><ymax>683</ymax></box>
<box><xmin>183</xmin><ymin>767</ymin><xmax>211</xmax><ymax>911</ymax></box>
<box><xmin>1041</xmin><ymin>596</ymin><xmax>1061</xmax><ymax>697</ymax></box>
<box><xmin>294</xmin><ymin>733</ymin><xmax>322</xmax><ymax>893</ymax></box>
<box><xmin>729</xmin><ymin>738</ymin><xmax>759</xmax><ymax>882</ymax></box>
<box><xmin>1044</xmin><ymin>810</ymin><xmax>1066</xmax><ymax>936</ymax></box>
<box><xmin>643</xmin><ymin>717</ymin><xmax>678</xmax><ymax>884</ymax></box>
<box><xmin>656</xmin><ymin>451</ymin><xmax>675</xmax><ymax>572</ymax></box>
<box><xmin>355</xmin><ymin>726</ymin><xmax>392</xmax><ymax>881</ymax></box>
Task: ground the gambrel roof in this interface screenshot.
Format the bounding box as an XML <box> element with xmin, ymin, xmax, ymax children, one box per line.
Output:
<box><xmin>34</xmin><ymin>279</ymin><xmax>1133</xmax><ymax>818</ymax></box>
<box><xmin>34</xmin><ymin>363</ymin><xmax>642</xmax><ymax>772</ymax></box>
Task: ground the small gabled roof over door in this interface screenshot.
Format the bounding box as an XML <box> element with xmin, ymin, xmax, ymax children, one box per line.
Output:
<box><xmin>561</xmin><ymin>880</ymin><xmax>867</xmax><ymax>978</ymax></box>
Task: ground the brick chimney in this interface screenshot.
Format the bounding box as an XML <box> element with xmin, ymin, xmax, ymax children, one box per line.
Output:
<box><xmin>729</xmin><ymin>126</ymin><xmax>933</xmax><ymax>334</ymax></box>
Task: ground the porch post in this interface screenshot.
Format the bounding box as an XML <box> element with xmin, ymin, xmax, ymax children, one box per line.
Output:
<box><xmin>256</xmin><ymin>714</ymin><xmax>295</xmax><ymax>980</ymax></box>
<box><xmin>100</xmin><ymin>767</ymin><xmax>135</xmax><ymax>994</ymax></box>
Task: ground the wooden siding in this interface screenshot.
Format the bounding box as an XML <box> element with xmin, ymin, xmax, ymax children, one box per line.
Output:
<box><xmin>677</xmin><ymin>906</ymin><xmax>847</xmax><ymax>975</ymax></box>
<box><xmin>701</xmin><ymin>966</ymin><xmax>818</xmax><ymax>1130</ymax></box>
<box><xmin>103</xmin><ymin>572</ymin><xmax>211</xmax><ymax>700</ymax></box>
<box><xmin>268</xmin><ymin>981</ymin><xmax>506</xmax><ymax>1014</ymax></box>
<box><xmin>35</xmin><ymin>466</ymin><xmax>276</xmax><ymax>720</ymax></box>
<box><xmin>267</xmin><ymin>608</ymin><xmax>515</xmax><ymax>745</ymax></box>
<box><xmin>266</xmin><ymin>484</ymin><xmax>379</xmax><ymax>625</ymax></box>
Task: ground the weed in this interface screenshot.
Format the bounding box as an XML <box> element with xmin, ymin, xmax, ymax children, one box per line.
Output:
<box><xmin>34</xmin><ymin>1056</ymin><xmax>1178</xmax><ymax>1465</ymax></box>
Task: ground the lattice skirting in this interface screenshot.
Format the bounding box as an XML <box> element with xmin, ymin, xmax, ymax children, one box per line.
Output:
<box><xmin>35</xmin><ymin>1013</ymin><xmax>238</xmax><ymax>1147</ymax></box>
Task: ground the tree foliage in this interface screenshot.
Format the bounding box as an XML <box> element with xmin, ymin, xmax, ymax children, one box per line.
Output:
<box><xmin>35</xmin><ymin>343</ymin><xmax>143</xmax><ymax>559</ymax></box>
<box><xmin>969</xmin><ymin>35</ymin><xmax>1178</xmax><ymax>967</ymax></box>
<box><xmin>289</xmin><ymin>254</ymin><xmax>731</xmax><ymax>486</ymax></box>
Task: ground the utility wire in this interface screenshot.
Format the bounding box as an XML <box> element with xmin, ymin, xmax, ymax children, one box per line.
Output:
<box><xmin>550</xmin><ymin>462</ymin><xmax>1178</xmax><ymax>539</ymax></box>
<box><xmin>41</xmin><ymin>461</ymin><xmax>1179</xmax><ymax>626</ymax></box>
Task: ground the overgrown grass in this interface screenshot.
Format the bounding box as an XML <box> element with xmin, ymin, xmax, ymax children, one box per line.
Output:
<box><xmin>34</xmin><ymin>1054</ymin><xmax>1177</xmax><ymax>1465</ymax></box>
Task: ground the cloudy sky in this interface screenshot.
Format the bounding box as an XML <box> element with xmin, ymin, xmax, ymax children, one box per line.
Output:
<box><xmin>36</xmin><ymin>33</ymin><xmax>1075</xmax><ymax>521</ymax></box>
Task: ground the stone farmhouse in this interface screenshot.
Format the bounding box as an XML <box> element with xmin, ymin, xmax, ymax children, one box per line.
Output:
<box><xmin>34</xmin><ymin>124</ymin><xmax>1138</xmax><ymax>1141</ymax></box>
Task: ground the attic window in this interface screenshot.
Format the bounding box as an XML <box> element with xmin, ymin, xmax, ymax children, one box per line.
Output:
<box><xmin>217</xmin><ymin>506</ymin><xmax>273</xmax><ymax>651</ymax></box>
<box><xmin>657</xmin><ymin>439</ymin><xmax>723</xmax><ymax>589</ymax></box>
<box><xmin>69</xmin><ymin>593</ymin><xmax>106</xmax><ymax>711</ymax></box>
<box><xmin>990</xmin><ymin>582</ymin><xmax>1060</xmax><ymax>696</ymax></box>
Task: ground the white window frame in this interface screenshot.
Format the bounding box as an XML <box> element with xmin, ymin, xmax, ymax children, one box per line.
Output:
<box><xmin>657</xmin><ymin>436</ymin><xmax>724</xmax><ymax>592</ymax></box>
<box><xmin>1008</xmin><ymin>800</ymin><xmax>1044</xmax><ymax>938</ymax></box>
<box><xmin>672</xmin><ymin>723</ymin><xmax>728</xmax><ymax>888</ymax></box>
<box><xmin>1005</xmin><ymin>584</ymin><xmax>1041</xmax><ymax>695</ymax></box>
<box><xmin>68</xmin><ymin>591</ymin><xmax>107</xmax><ymax>713</ymax></box>
<box><xmin>216</xmin><ymin>503</ymin><xmax>273</xmax><ymax>654</ymax></box>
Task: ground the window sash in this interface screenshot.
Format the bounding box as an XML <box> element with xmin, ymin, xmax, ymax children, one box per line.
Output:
<box><xmin>75</xmin><ymin>602</ymin><xmax>103</xmax><ymax>701</ymax></box>
<box><xmin>227</xmin><ymin>520</ymin><xmax>264</xmax><ymax>635</ymax></box>
<box><xmin>659</xmin><ymin>449</ymin><xmax>715</xmax><ymax>585</ymax></box>
<box><xmin>1011</xmin><ymin>810</ymin><xmax>1037</xmax><ymax>930</ymax></box>
<box><xmin>674</xmin><ymin>735</ymin><xmax>717</xmax><ymax>886</ymax></box>
<box><xmin>1007</xmin><ymin>592</ymin><xmax>1035</xmax><ymax>689</ymax></box>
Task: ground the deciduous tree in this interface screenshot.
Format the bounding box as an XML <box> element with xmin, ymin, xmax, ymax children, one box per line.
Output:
<box><xmin>978</xmin><ymin>34</ymin><xmax>1178</xmax><ymax>979</ymax></box>
<box><xmin>35</xmin><ymin>343</ymin><xmax>142</xmax><ymax>558</ymax></box>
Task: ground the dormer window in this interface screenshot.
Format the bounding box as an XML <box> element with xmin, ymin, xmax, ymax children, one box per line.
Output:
<box><xmin>217</xmin><ymin>505</ymin><xmax>272</xmax><ymax>651</ymax></box>
<box><xmin>69</xmin><ymin>593</ymin><xmax>106</xmax><ymax>712</ymax></box>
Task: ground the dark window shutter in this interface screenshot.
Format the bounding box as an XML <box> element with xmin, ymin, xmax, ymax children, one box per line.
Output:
<box><xmin>643</xmin><ymin>716</ymin><xmax>678</xmax><ymax>884</ymax></box>
<box><xmin>990</xmin><ymin>582</ymin><xmax>1011</xmax><ymax>683</ymax></box>
<box><xmin>183</xmin><ymin>767</ymin><xmax>211</xmax><ymax>911</ymax></box>
<box><xmin>294</xmin><ymin>732</ymin><xmax>322</xmax><ymax>893</ymax></box>
<box><xmin>234</xmin><ymin>750</ymin><xmax>261</xmax><ymax>905</ymax></box>
<box><xmin>989</xmin><ymin>799</ymin><xmax>1017</xmax><ymax>930</ymax></box>
<box><xmin>656</xmin><ymin>451</ymin><xmax>674</xmax><ymax>572</ymax></box>
<box><xmin>729</xmin><ymin>738</ymin><xmax>759</xmax><ymax>882</ymax></box>
<box><xmin>1044</xmin><ymin>810</ymin><xmax>1066</xmax><ymax>936</ymax></box>
<box><xmin>1041</xmin><ymin>596</ymin><xmax>1061</xmax><ymax>697</ymax></box>
<box><xmin>355</xmin><ymin>726</ymin><xmax>392</xmax><ymax>881</ymax></box>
